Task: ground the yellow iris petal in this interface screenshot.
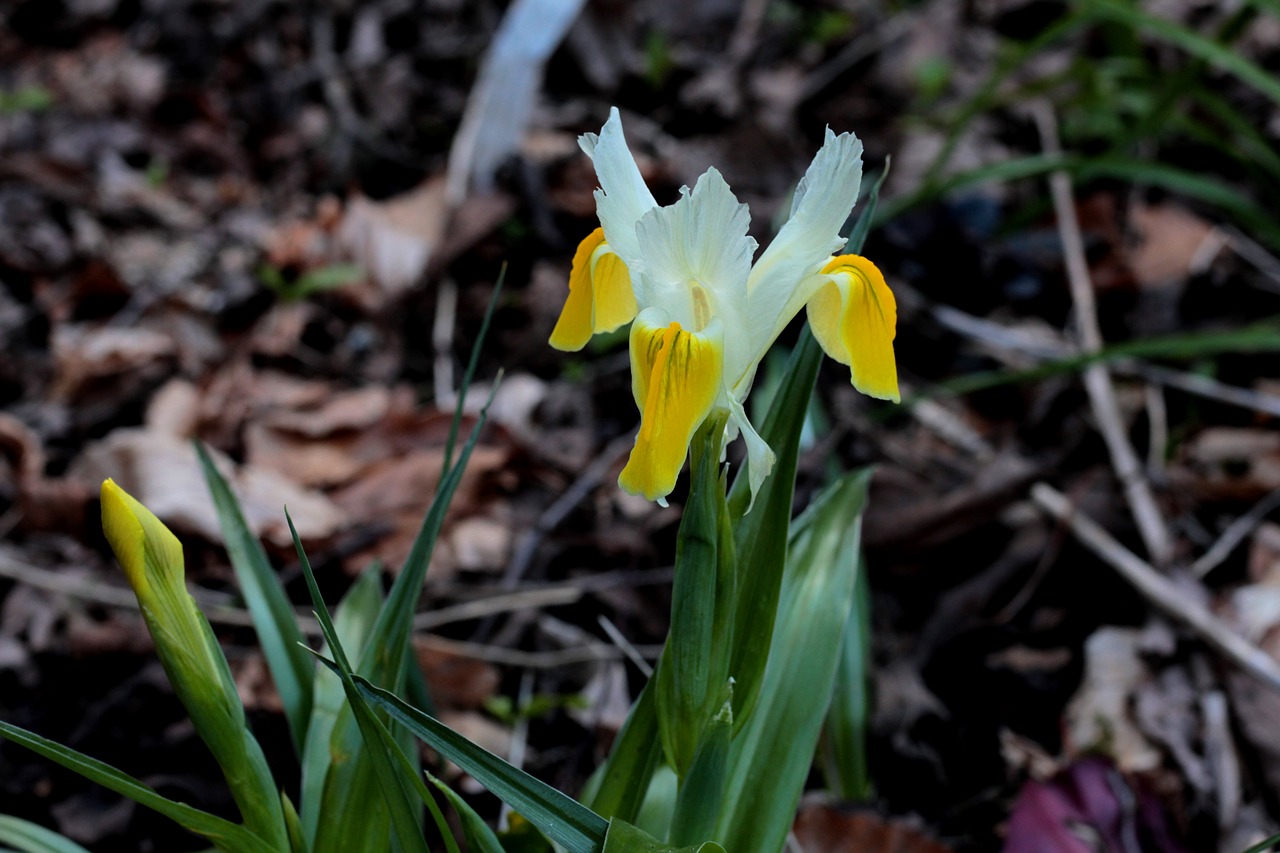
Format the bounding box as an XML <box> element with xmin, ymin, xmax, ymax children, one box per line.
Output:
<box><xmin>549</xmin><ymin>227</ymin><xmax>638</xmax><ymax>351</ymax></box>
<box><xmin>619</xmin><ymin>318</ymin><xmax>724</xmax><ymax>502</ymax></box>
<box><xmin>808</xmin><ymin>254</ymin><xmax>899</xmax><ymax>402</ymax></box>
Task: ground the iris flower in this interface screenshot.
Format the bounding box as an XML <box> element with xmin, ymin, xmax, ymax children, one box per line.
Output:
<box><xmin>551</xmin><ymin>108</ymin><xmax>898</xmax><ymax>504</ymax></box>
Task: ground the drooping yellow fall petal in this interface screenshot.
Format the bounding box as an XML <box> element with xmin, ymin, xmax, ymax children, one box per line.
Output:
<box><xmin>619</xmin><ymin>315</ymin><xmax>724</xmax><ymax>502</ymax></box>
<box><xmin>808</xmin><ymin>254</ymin><xmax>899</xmax><ymax>402</ymax></box>
<box><xmin>549</xmin><ymin>227</ymin><xmax>637</xmax><ymax>351</ymax></box>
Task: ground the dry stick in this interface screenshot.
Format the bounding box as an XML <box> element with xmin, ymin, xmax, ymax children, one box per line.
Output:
<box><xmin>926</xmin><ymin>292</ymin><xmax>1280</xmax><ymax>417</ymax></box>
<box><xmin>421</xmin><ymin>635</ymin><xmax>662</xmax><ymax>669</ymax></box>
<box><xmin>1191</xmin><ymin>487</ymin><xmax>1280</xmax><ymax>578</ymax></box>
<box><xmin>1033</xmin><ymin>102</ymin><xmax>1175</xmax><ymax>566</ymax></box>
<box><xmin>1031</xmin><ymin>483</ymin><xmax>1280</xmax><ymax>692</ymax></box>
<box><xmin>597</xmin><ymin>614</ymin><xmax>655</xmax><ymax>678</ymax></box>
<box><xmin>0</xmin><ymin>547</ymin><xmax>595</xmax><ymax>638</ymax></box>
<box><xmin>432</xmin><ymin>277</ymin><xmax>458</xmax><ymax>412</ymax></box>
<box><xmin>501</xmin><ymin>432</ymin><xmax>636</xmax><ymax>588</ymax></box>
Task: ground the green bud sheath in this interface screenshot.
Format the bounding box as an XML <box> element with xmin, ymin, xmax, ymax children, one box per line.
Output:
<box><xmin>102</xmin><ymin>480</ymin><xmax>288</xmax><ymax>850</ymax></box>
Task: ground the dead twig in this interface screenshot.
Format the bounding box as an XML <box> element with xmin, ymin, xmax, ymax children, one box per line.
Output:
<box><xmin>500</xmin><ymin>431</ymin><xmax>636</xmax><ymax>587</ymax></box>
<box><xmin>1191</xmin><ymin>487</ymin><xmax>1280</xmax><ymax>579</ymax></box>
<box><xmin>1034</xmin><ymin>102</ymin><xmax>1174</xmax><ymax>565</ymax></box>
<box><xmin>1031</xmin><ymin>483</ymin><xmax>1280</xmax><ymax>692</ymax></box>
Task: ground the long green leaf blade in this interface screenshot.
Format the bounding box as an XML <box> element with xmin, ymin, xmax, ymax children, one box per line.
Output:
<box><xmin>289</xmin><ymin>515</ymin><xmax>430</xmax><ymax>853</ymax></box>
<box><xmin>715</xmin><ymin>470</ymin><xmax>871</xmax><ymax>853</ymax></box>
<box><xmin>1085</xmin><ymin>0</ymin><xmax>1280</xmax><ymax>107</ymax></box>
<box><xmin>429</xmin><ymin>775</ymin><xmax>505</xmax><ymax>853</ymax></box>
<box><xmin>820</xmin><ymin>554</ymin><xmax>872</xmax><ymax>800</ymax></box>
<box><xmin>0</xmin><ymin>816</ymin><xmax>92</xmax><ymax>853</ymax></box>
<box><xmin>584</xmin><ymin>679</ymin><xmax>662</xmax><ymax>824</ymax></box>
<box><xmin>0</xmin><ymin>721</ymin><xmax>276</xmax><ymax>853</ymax></box>
<box><xmin>196</xmin><ymin>442</ymin><xmax>313</xmax><ymax>755</ymax></box>
<box><xmin>343</xmin><ymin>672</ymin><xmax>609</xmax><ymax>853</ymax></box>
<box><xmin>299</xmin><ymin>566</ymin><xmax>382</xmax><ymax>844</ymax></box>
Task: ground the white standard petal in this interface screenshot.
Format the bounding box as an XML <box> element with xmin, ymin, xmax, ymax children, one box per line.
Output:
<box><xmin>633</xmin><ymin>167</ymin><xmax>756</xmax><ymax>321</ymax></box>
<box><xmin>580</xmin><ymin>108</ymin><xmax>657</xmax><ymax>275</ymax></box>
<box><xmin>741</xmin><ymin>129</ymin><xmax>864</xmax><ymax>364</ymax></box>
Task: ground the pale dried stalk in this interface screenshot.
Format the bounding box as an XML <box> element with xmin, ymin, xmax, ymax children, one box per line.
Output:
<box><xmin>1033</xmin><ymin>102</ymin><xmax>1174</xmax><ymax>565</ymax></box>
<box><xmin>1032</xmin><ymin>483</ymin><xmax>1280</xmax><ymax>692</ymax></box>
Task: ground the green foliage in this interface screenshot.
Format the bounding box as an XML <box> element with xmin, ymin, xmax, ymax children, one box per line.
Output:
<box><xmin>342</xmin><ymin>673</ymin><xmax>610</xmax><ymax>853</ymax></box>
<box><xmin>904</xmin><ymin>0</ymin><xmax>1280</xmax><ymax>249</ymax></box>
<box><xmin>820</xmin><ymin>557</ymin><xmax>873</xmax><ymax>801</ymax></box>
<box><xmin>0</xmin><ymin>816</ymin><xmax>92</xmax><ymax>853</ymax></box>
<box><xmin>714</xmin><ymin>470</ymin><xmax>872</xmax><ymax>853</ymax></box>
<box><xmin>258</xmin><ymin>263</ymin><xmax>365</xmax><ymax>302</ymax></box>
<box><xmin>198</xmin><ymin>443</ymin><xmax>313</xmax><ymax>754</ymax></box>
<box><xmin>656</xmin><ymin>412</ymin><xmax>734</xmax><ymax>778</ymax></box>
<box><xmin>0</xmin><ymin>86</ymin><xmax>52</xmax><ymax>115</ymax></box>
<box><xmin>0</xmin><ymin>722</ymin><xmax>278</xmax><ymax>853</ymax></box>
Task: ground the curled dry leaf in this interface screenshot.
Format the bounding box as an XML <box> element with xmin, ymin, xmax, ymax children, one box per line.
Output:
<box><xmin>1176</xmin><ymin>427</ymin><xmax>1280</xmax><ymax>501</ymax></box>
<box><xmin>338</xmin><ymin>177</ymin><xmax>447</xmax><ymax>299</ymax></box>
<box><xmin>1063</xmin><ymin>627</ymin><xmax>1161</xmax><ymax>772</ymax></box>
<box><xmin>72</xmin><ymin>427</ymin><xmax>342</xmax><ymax>547</ymax></box>
<box><xmin>0</xmin><ymin>412</ymin><xmax>90</xmax><ymax>533</ymax></box>
<box><xmin>50</xmin><ymin>323</ymin><xmax>175</xmax><ymax>401</ymax></box>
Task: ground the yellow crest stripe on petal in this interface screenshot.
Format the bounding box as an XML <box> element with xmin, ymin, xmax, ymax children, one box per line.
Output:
<box><xmin>809</xmin><ymin>254</ymin><xmax>900</xmax><ymax>402</ymax></box>
<box><xmin>620</xmin><ymin>319</ymin><xmax>724</xmax><ymax>502</ymax></box>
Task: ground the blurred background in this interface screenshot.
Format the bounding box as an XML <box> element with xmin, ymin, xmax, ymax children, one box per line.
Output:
<box><xmin>2</xmin><ymin>0</ymin><xmax>1280</xmax><ymax>850</ymax></box>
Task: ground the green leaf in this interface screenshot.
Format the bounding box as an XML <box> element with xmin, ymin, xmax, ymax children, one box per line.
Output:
<box><xmin>1241</xmin><ymin>829</ymin><xmax>1280</xmax><ymax>853</ymax></box>
<box><xmin>0</xmin><ymin>721</ymin><xmax>277</xmax><ymax>853</ymax></box>
<box><xmin>656</xmin><ymin>414</ymin><xmax>730</xmax><ymax>777</ymax></box>
<box><xmin>1084</xmin><ymin>0</ymin><xmax>1280</xmax><ymax>107</ymax></box>
<box><xmin>429</xmin><ymin>774</ymin><xmax>505</xmax><ymax>853</ymax></box>
<box><xmin>197</xmin><ymin>442</ymin><xmax>313</xmax><ymax>755</ymax></box>
<box><xmin>311</xmin><ymin>284</ymin><xmax>503</xmax><ymax>849</ymax></box>
<box><xmin>341</xmin><ymin>672</ymin><xmax>609</xmax><ymax>853</ymax></box>
<box><xmin>715</xmin><ymin>470</ymin><xmax>871</xmax><ymax>853</ymax></box>
<box><xmin>0</xmin><ymin>816</ymin><xmax>92</xmax><ymax>853</ymax></box>
<box><xmin>99</xmin><ymin>481</ymin><xmax>287</xmax><ymax>850</ymax></box>
<box><xmin>443</xmin><ymin>265</ymin><xmax>505</xmax><ymax>475</ymax></box>
<box><xmin>820</xmin><ymin>555</ymin><xmax>872</xmax><ymax>800</ymax></box>
<box><xmin>600</xmin><ymin>819</ymin><xmax>723</xmax><ymax>853</ymax></box>
<box><xmin>289</xmin><ymin>515</ymin><xmax>431</xmax><ymax>853</ymax></box>
<box><xmin>668</xmin><ymin>700</ymin><xmax>731</xmax><ymax>847</ymax></box>
<box><xmin>299</xmin><ymin>566</ymin><xmax>382</xmax><ymax>844</ymax></box>
<box><xmin>583</xmin><ymin>679</ymin><xmax>662</xmax><ymax>824</ymax></box>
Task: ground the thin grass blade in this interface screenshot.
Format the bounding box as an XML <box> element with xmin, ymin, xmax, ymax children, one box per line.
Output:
<box><xmin>289</xmin><ymin>515</ymin><xmax>430</xmax><ymax>853</ymax></box>
<box><xmin>429</xmin><ymin>774</ymin><xmax>505</xmax><ymax>853</ymax></box>
<box><xmin>196</xmin><ymin>442</ymin><xmax>313</xmax><ymax>755</ymax></box>
<box><xmin>343</xmin><ymin>672</ymin><xmax>609</xmax><ymax>853</ymax></box>
<box><xmin>0</xmin><ymin>721</ymin><xmax>276</xmax><ymax>853</ymax></box>
<box><xmin>299</xmin><ymin>566</ymin><xmax>382</xmax><ymax>844</ymax></box>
